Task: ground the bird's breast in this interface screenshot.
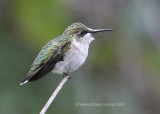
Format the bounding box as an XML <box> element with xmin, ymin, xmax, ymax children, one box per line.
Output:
<box><xmin>53</xmin><ymin>40</ymin><xmax>89</xmax><ymax>74</ymax></box>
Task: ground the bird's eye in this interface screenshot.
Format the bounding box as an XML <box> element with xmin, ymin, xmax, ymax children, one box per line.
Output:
<box><xmin>79</xmin><ymin>30</ymin><xmax>88</xmax><ymax>35</ymax></box>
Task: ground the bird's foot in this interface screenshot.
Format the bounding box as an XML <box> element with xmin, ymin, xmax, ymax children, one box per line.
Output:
<box><xmin>63</xmin><ymin>73</ymin><xmax>71</xmax><ymax>79</ymax></box>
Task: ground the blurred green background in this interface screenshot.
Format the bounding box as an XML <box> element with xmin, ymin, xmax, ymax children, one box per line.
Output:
<box><xmin>1</xmin><ymin>0</ymin><xmax>160</xmax><ymax>114</ymax></box>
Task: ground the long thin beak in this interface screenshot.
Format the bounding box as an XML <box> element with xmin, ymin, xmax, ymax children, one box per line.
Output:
<box><xmin>90</xmin><ymin>29</ymin><xmax>114</xmax><ymax>33</ymax></box>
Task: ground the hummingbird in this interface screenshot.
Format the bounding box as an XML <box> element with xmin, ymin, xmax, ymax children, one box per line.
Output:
<box><xmin>20</xmin><ymin>23</ymin><xmax>113</xmax><ymax>85</ymax></box>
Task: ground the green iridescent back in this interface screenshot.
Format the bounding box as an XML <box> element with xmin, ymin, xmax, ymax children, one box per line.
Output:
<box><xmin>29</xmin><ymin>35</ymin><xmax>71</xmax><ymax>73</ymax></box>
<box><xmin>28</xmin><ymin>22</ymin><xmax>87</xmax><ymax>73</ymax></box>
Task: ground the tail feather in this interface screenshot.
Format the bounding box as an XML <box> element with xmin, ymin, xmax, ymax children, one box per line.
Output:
<box><xmin>20</xmin><ymin>79</ymin><xmax>28</xmax><ymax>85</ymax></box>
<box><xmin>20</xmin><ymin>73</ymin><xmax>36</xmax><ymax>85</ymax></box>
<box><xmin>20</xmin><ymin>67</ymin><xmax>42</xmax><ymax>85</ymax></box>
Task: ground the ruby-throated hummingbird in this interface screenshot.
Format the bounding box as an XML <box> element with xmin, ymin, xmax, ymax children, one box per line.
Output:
<box><xmin>20</xmin><ymin>23</ymin><xmax>113</xmax><ymax>85</ymax></box>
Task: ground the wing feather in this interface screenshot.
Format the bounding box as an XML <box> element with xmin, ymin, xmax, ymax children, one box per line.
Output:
<box><xmin>20</xmin><ymin>36</ymin><xmax>71</xmax><ymax>84</ymax></box>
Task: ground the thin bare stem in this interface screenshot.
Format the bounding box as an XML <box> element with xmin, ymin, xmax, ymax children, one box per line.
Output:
<box><xmin>40</xmin><ymin>75</ymin><xmax>70</xmax><ymax>114</ymax></box>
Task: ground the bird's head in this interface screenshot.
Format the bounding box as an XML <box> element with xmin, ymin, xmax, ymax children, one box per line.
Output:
<box><xmin>63</xmin><ymin>22</ymin><xmax>113</xmax><ymax>45</ymax></box>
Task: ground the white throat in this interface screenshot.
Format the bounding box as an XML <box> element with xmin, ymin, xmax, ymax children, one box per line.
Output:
<box><xmin>76</xmin><ymin>33</ymin><xmax>95</xmax><ymax>46</ymax></box>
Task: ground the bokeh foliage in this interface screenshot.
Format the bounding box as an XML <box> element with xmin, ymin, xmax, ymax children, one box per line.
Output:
<box><xmin>0</xmin><ymin>0</ymin><xmax>160</xmax><ymax>114</ymax></box>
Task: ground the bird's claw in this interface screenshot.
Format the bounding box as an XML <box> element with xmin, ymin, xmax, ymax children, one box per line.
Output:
<box><xmin>63</xmin><ymin>73</ymin><xmax>71</xmax><ymax>79</ymax></box>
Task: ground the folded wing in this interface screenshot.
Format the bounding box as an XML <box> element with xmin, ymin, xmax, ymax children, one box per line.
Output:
<box><xmin>20</xmin><ymin>37</ymin><xmax>71</xmax><ymax>85</ymax></box>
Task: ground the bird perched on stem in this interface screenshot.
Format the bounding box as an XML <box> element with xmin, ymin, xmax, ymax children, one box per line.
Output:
<box><xmin>20</xmin><ymin>22</ymin><xmax>113</xmax><ymax>85</ymax></box>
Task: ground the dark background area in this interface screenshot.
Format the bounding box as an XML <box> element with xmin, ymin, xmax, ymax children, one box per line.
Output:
<box><xmin>0</xmin><ymin>0</ymin><xmax>160</xmax><ymax>114</ymax></box>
